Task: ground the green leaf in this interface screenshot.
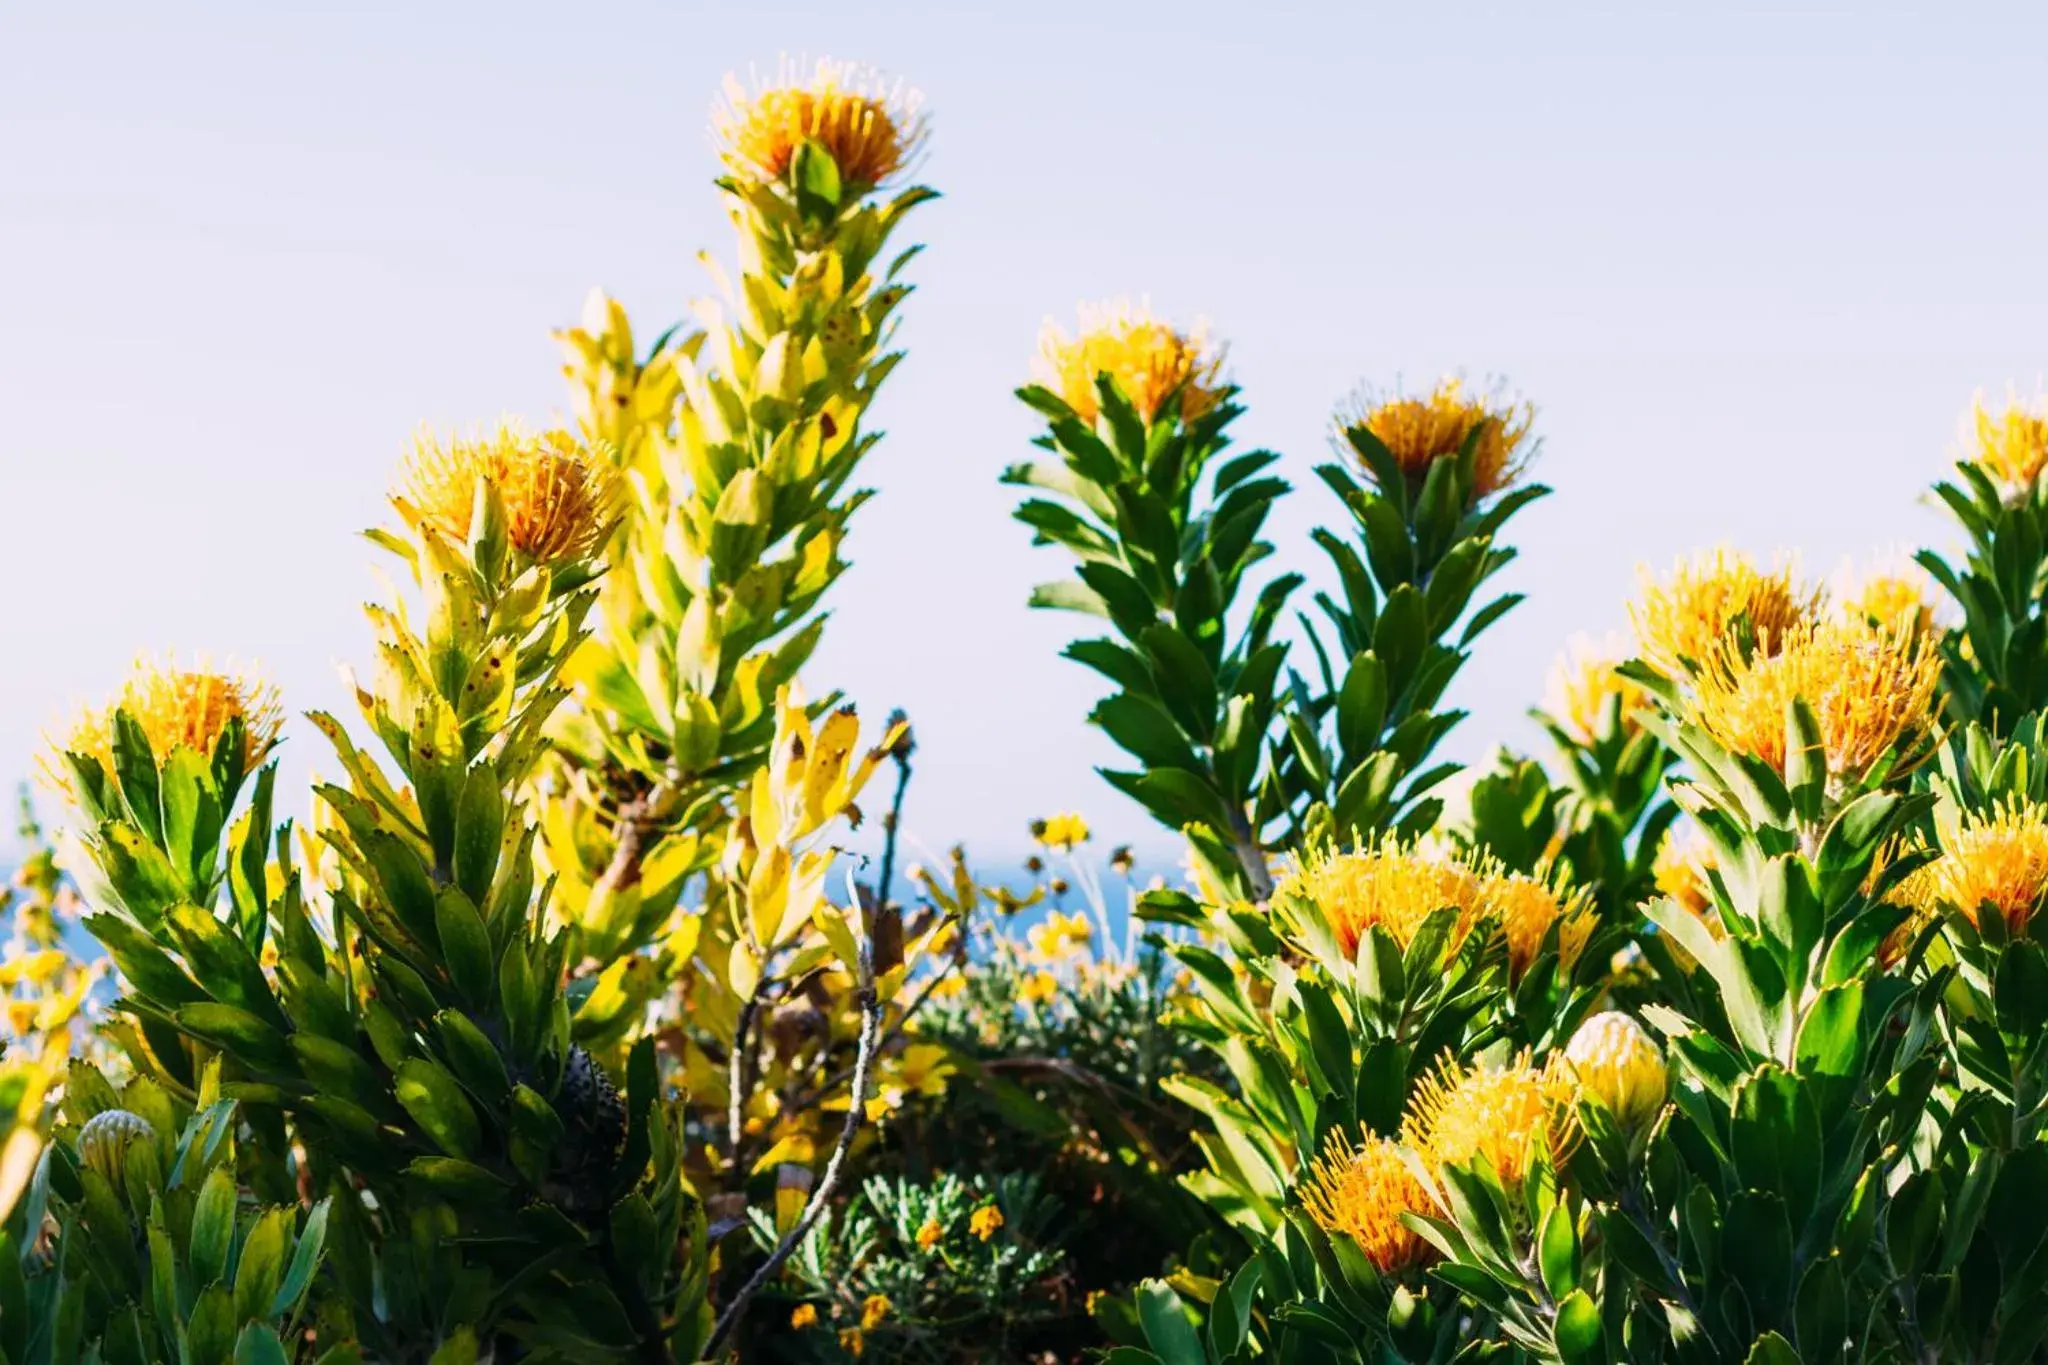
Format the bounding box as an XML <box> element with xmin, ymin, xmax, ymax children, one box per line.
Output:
<box><xmin>433</xmin><ymin>1009</ymin><xmax>510</xmax><ymax>1104</ymax></box>
<box><xmin>1552</xmin><ymin>1288</ymin><xmax>1604</xmax><ymax>1365</ymax></box>
<box><xmin>433</xmin><ymin>888</ymin><xmax>493</xmax><ymax>1005</ymax></box>
<box><xmin>395</xmin><ymin>1058</ymin><xmax>482</xmax><ymax>1157</ymax></box>
<box><xmin>1134</xmin><ymin>1279</ymin><xmax>1204</xmax><ymax>1365</ymax></box>
<box><xmin>233</xmin><ymin>1324</ymin><xmax>292</xmax><ymax>1365</ymax></box>
<box><xmin>271</xmin><ymin>1198</ymin><xmax>330</xmax><ymax>1319</ymax></box>
<box><xmin>110</xmin><ymin>709</ymin><xmax>164</xmax><ymax>847</ymax></box>
<box><xmin>452</xmin><ymin>767</ymin><xmax>504</xmax><ymax>907</ymax></box>
<box><xmin>159</xmin><ymin>746</ymin><xmax>226</xmax><ymax>892</ymax></box>
<box><xmin>189</xmin><ymin>1166</ymin><xmax>238</xmax><ymax>1287</ymax></box>
<box><xmin>1539</xmin><ymin>1200</ymin><xmax>1581</xmax><ymax>1301</ymax></box>
<box><xmin>1744</xmin><ymin>1331</ymin><xmax>1802</xmax><ymax>1365</ymax></box>
<box><xmin>232</xmin><ymin>1208</ymin><xmax>289</xmax><ymax>1327</ymax></box>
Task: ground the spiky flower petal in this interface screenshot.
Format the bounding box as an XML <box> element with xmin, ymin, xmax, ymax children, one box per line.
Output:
<box><xmin>1837</xmin><ymin>556</ymin><xmax>1938</xmax><ymax>638</ymax></box>
<box><xmin>1545</xmin><ymin>634</ymin><xmax>1647</xmax><ymax>746</ymax></box>
<box><xmin>1403</xmin><ymin>1051</ymin><xmax>1577</xmax><ymax>1189</ymax></box>
<box><xmin>1479</xmin><ymin>872</ymin><xmax>1596</xmax><ymax>978</ymax></box>
<box><xmin>399</xmin><ymin>424</ymin><xmax>620</xmax><ymax>567</ymax></box>
<box><xmin>1034</xmin><ymin>300</ymin><xmax>1227</xmax><ymax>427</ymax></box>
<box><xmin>1966</xmin><ymin>386</ymin><xmax>2048</xmax><ymax>496</ymax></box>
<box><xmin>1302</xmin><ymin>1132</ymin><xmax>1434</xmax><ymax>1274</ymax></box>
<box><xmin>714</xmin><ymin>57</ymin><xmax>928</xmax><ymax>191</ymax></box>
<box><xmin>48</xmin><ymin>659</ymin><xmax>282</xmax><ymax>804</ymax></box>
<box><xmin>1630</xmin><ymin>549</ymin><xmax>1817</xmax><ymax>678</ymax></box>
<box><xmin>1339</xmin><ymin>376</ymin><xmax>1535</xmax><ymax>501</ymax></box>
<box><xmin>1897</xmin><ymin>801</ymin><xmax>2048</xmax><ymax>935</ymax></box>
<box><xmin>1564</xmin><ymin>1011</ymin><xmax>1668</xmax><ymax>1134</ymax></box>
<box><xmin>1684</xmin><ymin>614</ymin><xmax>1940</xmax><ymax>779</ymax></box>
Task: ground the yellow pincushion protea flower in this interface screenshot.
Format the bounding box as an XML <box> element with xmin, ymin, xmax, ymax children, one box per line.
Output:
<box><xmin>1965</xmin><ymin>386</ymin><xmax>2048</xmax><ymax>496</ymax></box>
<box><xmin>48</xmin><ymin>658</ymin><xmax>283</xmax><ymax>802</ymax></box>
<box><xmin>1339</xmin><ymin>376</ymin><xmax>1536</xmax><ymax>501</ymax></box>
<box><xmin>1033</xmin><ymin>300</ymin><xmax>1228</xmax><ymax>426</ymax></box>
<box><xmin>1544</xmin><ymin>634</ymin><xmax>1648</xmax><ymax>746</ymax></box>
<box><xmin>1837</xmin><ymin>556</ymin><xmax>1938</xmax><ymax>638</ymax></box>
<box><xmin>398</xmin><ymin>424</ymin><xmax>621</xmax><ymax>567</ymax></box>
<box><xmin>1476</xmin><ymin>872</ymin><xmax>1596</xmax><ymax>978</ymax></box>
<box><xmin>1563</xmin><ymin>1011</ymin><xmax>1668</xmax><ymax>1134</ymax></box>
<box><xmin>1652</xmin><ymin>828</ymin><xmax>1716</xmax><ymax>918</ymax></box>
<box><xmin>1277</xmin><ymin>837</ymin><xmax>1485</xmax><ymax>958</ymax></box>
<box><xmin>1685</xmin><ymin>614</ymin><xmax>1940</xmax><ymax>780</ymax></box>
<box><xmin>1301</xmin><ymin>1132</ymin><xmax>1435</xmax><ymax>1274</ymax></box>
<box><xmin>713</xmin><ymin>57</ymin><xmax>928</xmax><ymax>191</ymax></box>
<box><xmin>1403</xmin><ymin>1051</ymin><xmax>1577</xmax><ymax>1190</ymax></box>
<box><xmin>1896</xmin><ymin>801</ymin><xmax>2048</xmax><ymax>934</ymax></box>
<box><xmin>1630</xmin><ymin>548</ymin><xmax>1818</xmax><ymax>678</ymax></box>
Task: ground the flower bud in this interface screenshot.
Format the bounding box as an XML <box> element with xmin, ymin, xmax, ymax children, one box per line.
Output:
<box><xmin>1564</xmin><ymin>1011</ymin><xmax>1668</xmax><ymax>1134</ymax></box>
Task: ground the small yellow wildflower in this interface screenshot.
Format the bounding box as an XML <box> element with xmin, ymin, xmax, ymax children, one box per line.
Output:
<box><xmin>1085</xmin><ymin>1290</ymin><xmax>1107</xmax><ymax>1316</ymax></box>
<box><xmin>1301</xmin><ymin>1132</ymin><xmax>1435</xmax><ymax>1274</ymax></box>
<box><xmin>4</xmin><ymin>1001</ymin><xmax>36</xmax><ymax>1037</ymax></box>
<box><xmin>1897</xmin><ymin>801</ymin><xmax>2048</xmax><ymax>935</ymax></box>
<box><xmin>1685</xmin><ymin>614</ymin><xmax>1940</xmax><ymax>779</ymax></box>
<box><xmin>1277</xmin><ymin>837</ymin><xmax>1485</xmax><ymax>959</ymax></box>
<box><xmin>1027</xmin><ymin>909</ymin><xmax>1093</xmax><ymax>961</ymax></box>
<box><xmin>1966</xmin><ymin>386</ymin><xmax>2048</xmax><ymax>495</ymax></box>
<box><xmin>790</xmin><ymin>1303</ymin><xmax>819</xmax><ymax>1330</ymax></box>
<box><xmin>1034</xmin><ymin>811</ymin><xmax>1091</xmax><ymax>850</ymax></box>
<box><xmin>916</xmin><ymin>1218</ymin><xmax>943</xmax><ymax>1249</ymax></box>
<box><xmin>1564</xmin><ymin>1012</ymin><xmax>1668</xmax><ymax>1134</ymax></box>
<box><xmin>1630</xmin><ymin>549</ymin><xmax>1816</xmax><ymax>678</ymax></box>
<box><xmin>1545</xmin><ymin>634</ymin><xmax>1648</xmax><ymax>746</ymax></box>
<box><xmin>1403</xmin><ymin>1051</ymin><xmax>1577</xmax><ymax>1190</ymax></box>
<box><xmin>1018</xmin><ymin>971</ymin><xmax>1059</xmax><ymax>1005</ymax></box>
<box><xmin>838</xmin><ymin>1327</ymin><xmax>864</xmax><ymax>1357</ymax></box>
<box><xmin>1034</xmin><ymin>301</ymin><xmax>1227</xmax><ymax>426</ymax></box>
<box><xmin>969</xmin><ymin>1204</ymin><xmax>1004</xmax><ymax>1241</ymax></box>
<box><xmin>713</xmin><ymin>57</ymin><xmax>928</xmax><ymax>191</ymax></box>
<box><xmin>398</xmin><ymin>423</ymin><xmax>621</xmax><ymax>566</ymax></box>
<box><xmin>860</xmin><ymin>1294</ymin><xmax>891</xmax><ymax>1331</ymax></box>
<box><xmin>1339</xmin><ymin>376</ymin><xmax>1536</xmax><ymax>501</ymax></box>
<box><xmin>48</xmin><ymin>659</ymin><xmax>283</xmax><ymax>804</ymax></box>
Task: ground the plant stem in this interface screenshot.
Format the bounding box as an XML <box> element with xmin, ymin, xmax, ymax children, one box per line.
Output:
<box><xmin>700</xmin><ymin>985</ymin><xmax>884</xmax><ymax>1361</ymax></box>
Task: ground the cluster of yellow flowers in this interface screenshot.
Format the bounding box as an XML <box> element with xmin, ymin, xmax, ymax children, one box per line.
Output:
<box><xmin>713</xmin><ymin>56</ymin><xmax>928</xmax><ymax>191</ymax></box>
<box><xmin>1894</xmin><ymin>801</ymin><xmax>2048</xmax><ymax>935</ymax></box>
<box><xmin>1306</xmin><ymin>1013</ymin><xmax>1666</xmax><ymax>1274</ymax></box>
<box><xmin>46</xmin><ymin>656</ymin><xmax>282</xmax><ymax>803</ymax></box>
<box><xmin>1279</xmin><ymin>838</ymin><xmax>1594</xmax><ymax>977</ymax></box>
<box><xmin>1966</xmin><ymin>386</ymin><xmax>2048</xmax><ymax>496</ymax></box>
<box><xmin>1630</xmin><ymin>549</ymin><xmax>1816</xmax><ymax>680</ymax></box>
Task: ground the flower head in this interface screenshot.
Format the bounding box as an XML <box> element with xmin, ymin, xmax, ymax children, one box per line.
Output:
<box><xmin>1477</xmin><ymin>871</ymin><xmax>1596</xmax><ymax>978</ymax></box>
<box><xmin>48</xmin><ymin>658</ymin><xmax>282</xmax><ymax>804</ymax></box>
<box><xmin>1965</xmin><ymin>386</ymin><xmax>2048</xmax><ymax>496</ymax></box>
<box><xmin>860</xmin><ymin>1294</ymin><xmax>891</xmax><ymax>1331</ymax></box>
<box><xmin>1630</xmin><ymin>549</ymin><xmax>1817</xmax><ymax>678</ymax></box>
<box><xmin>1301</xmin><ymin>1132</ymin><xmax>1435</xmax><ymax>1274</ymax></box>
<box><xmin>398</xmin><ymin>423</ymin><xmax>620</xmax><ymax>566</ymax></box>
<box><xmin>915</xmin><ymin>1218</ymin><xmax>943</xmax><ymax>1249</ymax></box>
<box><xmin>839</xmin><ymin>1327</ymin><xmax>865</xmax><ymax>1358</ymax></box>
<box><xmin>1018</xmin><ymin>971</ymin><xmax>1059</xmax><ymax>1005</ymax></box>
<box><xmin>1544</xmin><ymin>634</ymin><xmax>1648</xmax><ymax>746</ymax></box>
<box><xmin>790</xmin><ymin>1304</ymin><xmax>819</xmax><ymax>1330</ymax></box>
<box><xmin>1034</xmin><ymin>300</ymin><xmax>1227</xmax><ymax>426</ymax></box>
<box><xmin>1338</xmin><ymin>376</ymin><xmax>1536</xmax><ymax>501</ymax></box>
<box><xmin>1897</xmin><ymin>801</ymin><xmax>2048</xmax><ymax>935</ymax></box>
<box><xmin>713</xmin><ymin>57</ymin><xmax>927</xmax><ymax>191</ymax></box>
<box><xmin>1033</xmin><ymin>812</ymin><xmax>1091</xmax><ymax>851</ymax></box>
<box><xmin>1403</xmin><ymin>1052</ymin><xmax>1577</xmax><ymax>1189</ymax></box>
<box><xmin>969</xmin><ymin>1204</ymin><xmax>1004</xmax><ymax>1241</ymax></box>
<box><xmin>1837</xmin><ymin>556</ymin><xmax>1938</xmax><ymax>638</ymax></box>
<box><xmin>1277</xmin><ymin>837</ymin><xmax>1485</xmax><ymax>959</ymax></box>
<box><xmin>1026</xmin><ymin>909</ymin><xmax>1093</xmax><ymax>961</ymax></box>
<box><xmin>1685</xmin><ymin>614</ymin><xmax>1940</xmax><ymax>779</ymax></box>
<box><xmin>1564</xmin><ymin>1012</ymin><xmax>1668</xmax><ymax>1134</ymax></box>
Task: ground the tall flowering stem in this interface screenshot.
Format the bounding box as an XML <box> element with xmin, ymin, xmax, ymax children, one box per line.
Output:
<box><xmin>1919</xmin><ymin>387</ymin><xmax>2048</xmax><ymax>729</ymax></box>
<box><xmin>1009</xmin><ymin>301</ymin><xmax>1297</xmax><ymax>899</ymax></box>
<box><xmin>543</xmin><ymin>57</ymin><xmax>935</xmax><ymax>975</ymax></box>
<box><xmin>1274</xmin><ymin>378</ymin><xmax>1548</xmax><ymax>851</ymax></box>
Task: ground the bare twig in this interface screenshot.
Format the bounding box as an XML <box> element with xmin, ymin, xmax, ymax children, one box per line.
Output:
<box><xmin>700</xmin><ymin>984</ymin><xmax>885</xmax><ymax>1361</ymax></box>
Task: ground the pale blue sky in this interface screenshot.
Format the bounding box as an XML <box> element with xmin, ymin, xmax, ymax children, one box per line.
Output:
<box><xmin>4</xmin><ymin>3</ymin><xmax>2044</xmax><ymax>867</ymax></box>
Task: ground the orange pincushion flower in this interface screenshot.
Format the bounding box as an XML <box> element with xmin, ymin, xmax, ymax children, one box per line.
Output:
<box><xmin>1545</xmin><ymin>634</ymin><xmax>1647</xmax><ymax>745</ymax></box>
<box><xmin>1477</xmin><ymin>872</ymin><xmax>1595</xmax><ymax>978</ymax></box>
<box><xmin>1403</xmin><ymin>1051</ymin><xmax>1577</xmax><ymax>1189</ymax></box>
<box><xmin>1301</xmin><ymin>1132</ymin><xmax>1434</xmax><ymax>1274</ymax></box>
<box><xmin>1630</xmin><ymin>549</ymin><xmax>1818</xmax><ymax>678</ymax></box>
<box><xmin>1897</xmin><ymin>802</ymin><xmax>2048</xmax><ymax>935</ymax></box>
<box><xmin>399</xmin><ymin>424</ymin><xmax>620</xmax><ymax>566</ymax></box>
<box><xmin>1339</xmin><ymin>376</ymin><xmax>1536</xmax><ymax>501</ymax></box>
<box><xmin>1684</xmin><ymin>615</ymin><xmax>1940</xmax><ymax>779</ymax></box>
<box><xmin>47</xmin><ymin>658</ymin><xmax>283</xmax><ymax>803</ymax></box>
<box><xmin>1034</xmin><ymin>300</ymin><xmax>1227</xmax><ymax>426</ymax></box>
<box><xmin>713</xmin><ymin>57</ymin><xmax>927</xmax><ymax>190</ymax></box>
<box><xmin>1277</xmin><ymin>838</ymin><xmax>1485</xmax><ymax>958</ymax></box>
<box><xmin>1966</xmin><ymin>386</ymin><xmax>2048</xmax><ymax>495</ymax></box>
